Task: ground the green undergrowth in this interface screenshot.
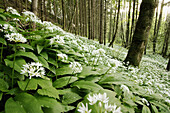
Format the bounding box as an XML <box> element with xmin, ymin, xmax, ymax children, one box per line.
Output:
<box><xmin>0</xmin><ymin>7</ymin><xmax>169</xmax><ymax>113</ymax></box>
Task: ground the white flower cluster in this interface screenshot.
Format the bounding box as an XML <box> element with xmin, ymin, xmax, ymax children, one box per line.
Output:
<box><xmin>6</xmin><ymin>7</ymin><xmax>21</xmax><ymax>16</ymax></box>
<box><xmin>0</xmin><ymin>24</ymin><xmax>16</xmax><ymax>33</ymax></box>
<box><xmin>22</xmin><ymin>10</ymin><xmax>41</xmax><ymax>24</ymax></box>
<box><xmin>21</xmin><ymin>62</ymin><xmax>45</xmax><ymax>79</ymax></box>
<box><xmin>57</xmin><ymin>53</ymin><xmax>68</xmax><ymax>62</ymax></box>
<box><xmin>69</xmin><ymin>62</ymin><xmax>83</xmax><ymax>74</ymax></box>
<box><xmin>50</xmin><ymin>35</ymin><xmax>65</xmax><ymax>45</ymax></box>
<box><xmin>120</xmin><ymin>85</ymin><xmax>130</xmax><ymax>93</ymax></box>
<box><xmin>78</xmin><ymin>93</ymin><xmax>122</xmax><ymax>113</ymax></box>
<box><xmin>5</xmin><ymin>33</ymin><xmax>27</xmax><ymax>43</ymax></box>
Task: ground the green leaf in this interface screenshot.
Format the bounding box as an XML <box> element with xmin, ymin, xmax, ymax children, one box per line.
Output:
<box><xmin>62</xmin><ymin>92</ymin><xmax>82</xmax><ymax>104</ymax></box>
<box><xmin>0</xmin><ymin>14</ymin><xmax>6</xmax><ymax>20</ymax></box>
<box><xmin>48</xmin><ymin>57</ymin><xmax>57</xmax><ymax>66</ymax></box>
<box><xmin>55</xmin><ymin>66</ymin><xmax>73</xmax><ymax>76</ymax></box>
<box><xmin>36</xmin><ymin>78</ymin><xmax>53</xmax><ymax>88</ymax></box>
<box><xmin>5</xmin><ymin>98</ymin><xmax>26</xmax><ymax>113</ymax></box>
<box><xmin>37</xmin><ymin>45</ymin><xmax>44</xmax><ymax>54</ymax></box>
<box><xmin>14</xmin><ymin>93</ymin><xmax>43</xmax><ymax>113</ymax></box>
<box><xmin>53</xmin><ymin>76</ymin><xmax>78</xmax><ymax>88</ymax></box>
<box><xmin>40</xmin><ymin>52</ymin><xmax>48</xmax><ymax>60</ymax></box>
<box><xmin>37</xmin><ymin>87</ymin><xmax>59</xmax><ymax>99</ymax></box>
<box><xmin>151</xmin><ymin>104</ymin><xmax>159</xmax><ymax>113</ymax></box>
<box><xmin>142</xmin><ymin>105</ymin><xmax>151</xmax><ymax>113</ymax></box>
<box><xmin>77</xmin><ymin>66</ymin><xmax>100</xmax><ymax>78</ymax></box>
<box><xmin>16</xmin><ymin>44</ymin><xmax>34</xmax><ymax>50</ymax></box>
<box><xmin>0</xmin><ymin>92</ymin><xmax>3</xmax><ymax>101</ymax></box>
<box><xmin>17</xmin><ymin>78</ymin><xmax>37</xmax><ymax>91</ymax></box>
<box><xmin>38</xmin><ymin>56</ymin><xmax>49</xmax><ymax>69</ymax></box>
<box><xmin>0</xmin><ymin>37</ymin><xmax>7</xmax><ymax>45</ymax></box>
<box><xmin>71</xmin><ymin>80</ymin><xmax>103</xmax><ymax>92</ymax></box>
<box><xmin>62</xmin><ymin>105</ymin><xmax>75</xmax><ymax>112</ymax></box>
<box><xmin>36</xmin><ymin>96</ymin><xmax>64</xmax><ymax>113</ymax></box>
<box><xmin>4</xmin><ymin>58</ymin><xmax>26</xmax><ymax>73</ymax></box>
<box><xmin>15</xmin><ymin>51</ymin><xmax>38</xmax><ymax>61</ymax></box>
<box><xmin>0</xmin><ymin>79</ymin><xmax>9</xmax><ymax>92</ymax></box>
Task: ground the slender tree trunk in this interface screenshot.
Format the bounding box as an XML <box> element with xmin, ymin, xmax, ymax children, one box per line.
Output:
<box><xmin>108</xmin><ymin>3</ymin><xmax>113</xmax><ymax>43</ymax></box>
<box><xmin>104</xmin><ymin>0</ymin><xmax>107</xmax><ymax>45</ymax></box>
<box><xmin>125</xmin><ymin>0</ymin><xmax>131</xmax><ymax>48</ymax></box>
<box><xmin>108</xmin><ymin>0</ymin><xmax>120</xmax><ymax>47</ymax></box>
<box><xmin>124</xmin><ymin>0</ymin><xmax>157</xmax><ymax>67</ymax></box>
<box><xmin>167</xmin><ymin>55</ymin><xmax>170</xmax><ymax>71</ymax></box>
<box><xmin>79</xmin><ymin>0</ymin><xmax>82</xmax><ymax>35</ymax></box>
<box><xmin>99</xmin><ymin>0</ymin><xmax>103</xmax><ymax>44</ymax></box>
<box><xmin>91</xmin><ymin>0</ymin><xmax>94</xmax><ymax>39</ymax></box>
<box><xmin>162</xmin><ymin>13</ymin><xmax>170</xmax><ymax>57</ymax></box>
<box><xmin>153</xmin><ymin>0</ymin><xmax>164</xmax><ymax>54</ymax></box>
<box><xmin>32</xmin><ymin>0</ymin><xmax>38</xmax><ymax>31</ymax></box>
<box><xmin>130</xmin><ymin>0</ymin><xmax>136</xmax><ymax>43</ymax></box>
<box><xmin>84</xmin><ymin>0</ymin><xmax>87</xmax><ymax>37</ymax></box>
<box><xmin>135</xmin><ymin>0</ymin><xmax>138</xmax><ymax>20</ymax></box>
<box><xmin>88</xmin><ymin>0</ymin><xmax>91</xmax><ymax>39</ymax></box>
<box><xmin>53</xmin><ymin>0</ymin><xmax>58</xmax><ymax>23</ymax></box>
<box><xmin>44</xmin><ymin>0</ymin><xmax>47</xmax><ymax>21</ymax></box>
<box><xmin>61</xmin><ymin>0</ymin><xmax>66</xmax><ymax>30</ymax></box>
<box><xmin>120</xmin><ymin>13</ymin><xmax>125</xmax><ymax>46</ymax></box>
<box><xmin>75</xmin><ymin>0</ymin><xmax>79</xmax><ymax>35</ymax></box>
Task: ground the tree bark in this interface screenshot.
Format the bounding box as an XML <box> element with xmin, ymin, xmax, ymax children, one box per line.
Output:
<box><xmin>32</xmin><ymin>0</ymin><xmax>38</xmax><ymax>31</ymax></box>
<box><xmin>124</xmin><ymin>0</ymin><xmax>157</xmax><ymax>67</ymax></box>
<box><xmin>99</xmin><ymin>0</ymin><xmax>103</xmax><ymax>44</ymax></box>
<box><xmin>130</xmin><ymin>0</ymin><xmax>136</xmax><ymax>43</ymax></box>
<box><xmin>88</xmin><ymin>0</ymin><xmax>91</xmax><ymax>39</ymax></box>
<box><xmin>125</xmin><ymin>0</ymin><xmax>131</xmax><ymax>48</ymax></box>
<box><xmin>91</xmin><ymin>0</ymin><xmax>94</xmax><ymax>39</ymax></box>
<box><xmin>108</xmin><ymin>3</ymin><xmax>113</xmax><ymax>43</ymax></box>
<box><xmin>167</xmin><ymin>55</ymin><xmax>170</xmax><ymax>71</ymax></box>
<box><xmin>84</xmin><ymin>0</ymin><xmax>87</xmax><ymax>37</ymax></box>
<box><xmin>104</xmin><ymin>0</ymin><xmax>107</xmax><ymax>45</ymax></box>
<box><xmin>61</xmin><ymin>0</ymin><xmax>66</xmax><ymax>30</ymax></box>
<box><xmin>153</xmin><ymin>0</ymin><xmax>164</xmax><ymax>54</ymax></box>
<box><xmin>75</xmin><ymin>0</ymin><xmax>79</xmax><ymax>35</ymax></box>
<box><xmin>108</xmin><ymin>0</ymin><xmax>120</xmax><ymax>47</ymax></box>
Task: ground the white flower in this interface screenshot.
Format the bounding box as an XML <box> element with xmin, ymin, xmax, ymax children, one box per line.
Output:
<box><xmin>50</xmin><ymin>35</ymin><xmax>65</xmax><ymax>45</ymax></box>
<box><xmin>6</xmin><ymin>7</ymin><xmax>20</xmax><ymax>16</ymax></box>
<box><xmin>120</xmin><ymin>85</ymin><xmax>130</xmax><ymax>93</ymax></box>
<box><xmin>87</xmin><ymin>94</ymin><xmax>98</xmax><ymax>105</ymax></box>
<box><xmin>112</xmin><ymin>105</ymin><xmax>122</xmax><ymax>113</ymax></box>
<box><xmin>78</xmin><ymin>103</ymin><xmax>92</xmax><ymax>113</ymax></box>
<box><xmin>5</xmin><ymin>33</ymin><xmax>27</xmax><ymax>43</ymax></box>
<box><xmin>141</xmin><ymin>98</ymin><xmax>149</xmax><ymax>106</ymax></box>
<box><xmin>105</xmin><ymin>103</ymin><xmax>115</xmax><ymax>112</ymax></box>
<box><xmin>21</xmin><ymin>62</ymin><xmax>45</xmax><ymax>79</ymax></box>
<box><xmin>98</xmin><ymin>93</ymin><xmax>109</xmax><ymax>103</ymax></box>
<box><xmin>69</xmin><ymin>62</ymin><xmax>83</xmax><ymax>74</ymax></box>
<box><xmin>57</xmin><ymin>53</ymin><xmax>68</xmax><ymax>62</ymax></box>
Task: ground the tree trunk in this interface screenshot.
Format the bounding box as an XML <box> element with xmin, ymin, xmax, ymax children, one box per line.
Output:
<box><xmin>124</xmin><ymin>0</ymin><xmax>157</xmax><ymax>67</ymax></box>
<box><xmin>91</xmin><ymin>0</ymin><xmax>94</xmax><ymax>39</ymax></box>
<box><xmin>75</xmin><ymin>0</ymin><xmax>79</xmax><ymax>35</ymax></box>
<box><xmin>53</xmin><ymin>0</ymin><xmax>58</xmax><ymax>23</ymax></box>
<box><xmin>130</xmin><ymin>0</ymin><xmax>136</xmax><ymax>43</ymax></box>
<box><xmin>32</xmin><ymin>0</ymin><xmax>38</xmax><ymax>31</ymax></box>
<box><xmin>153</xmin><ymin>0</ymin><xmax>164</xmax><ymax>54</ymax></box>
<box><xmin>108</xmin><ymin>3</ymin><xmax>113</xmax><ymax>43</ymax></box>
<box><xmin>120</xmin><ymin>13</ymin><xmax>125</xmax><ymax>46</ymax></box>
<box><xmin>135</xmin><ymin>0</ymin><xmax>138</xmax><ymax>20</ymax></box>
<box><xmin>162</xmin><ymin>13</ymin><xmax>170</xmax><ymax>57</ymax></box>
<box><xmin>61</xmin><ymin>0</ymin><xmax>66</xmax><ymax>30</ymax></box>
<box><xmin>104</xmin><ymin>0</ymin><xmax>107</xmax><ymax>45</ymax></box>
<box><xmin>99</xmin><ymin>0</ymin><xmax>103</xmax><ymax>44</ymax></box>
<box><xmin>108</xmin><ymin>0</ymin><xmax>120</xmax><ymax>47</ymax></box>
<box><xmin>44</xmin><ymin>0</ymin><xmax>47</xmax><ymax>21</ymax></box>
<box><xmin>125</xmin><ymin>0</ymin><xmax>131</xmax><ymax>48</ymax></box>
<box><xmin>84</xmin><ymin>0</ymin><xmax>87</xmax><ymax>37</ymax></box>
<box><xmin>88</xmin><ymin>0</ymin><xmax>91</xmax><ymax>39</ymax></box>
<box><xmin>167</xmin><ymin>55</ymin><xmax>170</xmax><ymax>71</ymax></box>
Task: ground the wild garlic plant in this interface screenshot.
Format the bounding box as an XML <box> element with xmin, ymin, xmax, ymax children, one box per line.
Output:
<box><xmin>78</xmin><ymin>93</ymin><xmax>122</xmax><ymax>113</ymax></box>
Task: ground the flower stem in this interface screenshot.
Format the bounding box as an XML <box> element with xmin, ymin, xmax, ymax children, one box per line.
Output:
<box><xmin>0</xmin><ymin>44</ymin><xmax>3</xmax><ymax>63</ymax></box>
<box><xmin>24</xmin><ymin>79</ymin><xmax>31</xmax><ymax>91</ymax></box>
<box><xmin>11</xmin><ymin>44</ymin><xmax>16</xmax><ymax>88</ymax></box>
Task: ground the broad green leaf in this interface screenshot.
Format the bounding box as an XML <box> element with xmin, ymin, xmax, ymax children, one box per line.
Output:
<box><xmin>36</xmin><ymin>96</ymin><xmax>64</xmax><ymax>113</ymax></box>
<box><xmin>37</xmin><ymin>87</ymin><xmax>59</xmax><ymax>99</ymax></box>
<box><xmin>0</xmin><ymin>37</ymin><xmax>7</xmax><ymax>45</ymax></box>
<box><xmin>0</xmin><ymin>14</ymin><xmax>6</xmax><ymax>20</ymax></box>
<box><xmin>37</xmin><ymin>45</ymin><xmax>44</xmax><ymax>54</ymax></box>
<box><xmin>62</xmin><ymin>92</ymin><xmax>82</xmax><ymax>104</ymax></box>
<box><xmin>36</xmin><ymin>78</ymin><xmax>53</xmax><ymax>88</ymax></box>
<box><xmin>15</xmin><ymin>51</ymin><xmax>38</xmax><ymax>61</ymax></box>
<box><xmin>150</xmin><ymin>101</ymin><xmax>169</xmax><ymax>112</ymax></box>
<box><xmin>77</xmin><ymin>66</ymin><xmax>100</xmax><ymax>78</ymax></box>
<box><xmin>4</xmin><ymin>58</ymin><xmax>26</xmax><ymax>73</ymax></box>
<box><xmin>0</xmin><ymin>79</ymin><xmax>9</xmax><ymax>92</ymax></box>
<box><xmin>16</xmin><ymin>44</ymin><xmax>34</xmax><ymax>50</ymax></box>
<box><xmin>17</xmin><ymin>78</ymin><xmax>37</xmax><ymax>91</ymax></box>
<box><xmin>38</xmin><ymin>56</ymin><xmax>49</xmax><ymax>69</ymax></box>
<box><xmin>5</xmin><ymin>98</ymin><xmax>26</xmax><ymax>113</ymax></box>
<box><xmin>142</xmin><ymin>105</ymin><xmax>151</xmax><ymax>113</ymax></box>
<box><xmin>151</xmin><ymin>104</ymin><xmax>159</xmax><ymax>113</ymax></box>
<box><xmin>55</xmin><ymin>66</ymin><xmax>73</xmax><ymax>76</ymax></box>
<box><xmin>40</xmin><ymin>52</ymin><xmax>48</xmax><ymax>60</ymax></box>
<box><xmin>48</xmin><ymin>57</ymin><xmax>57</xmax><ymax>66</ymax></box>
<box><xmin>53</xmin><ymin>76</ymin><xmax>78</xmax><ymax>88</ymax></box>
<box><xmin>62</xmin><ymin>105</ymin><xmax>75</xmax><ymax>112</ymax></box>
<box><xmin>71</xmin><ymin>80</ymin><xmax>103</xmax><ymax>92</ymax></box>
<box><xmin>123</xmin><ymin>98</ymin><xmax>137</xmax><ymax>107</ymax></box>
<box><xmin>14</xmin><ymin>93</ymin><xmax>43</xmax><ymax>113</ymax></box>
